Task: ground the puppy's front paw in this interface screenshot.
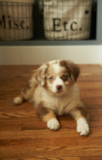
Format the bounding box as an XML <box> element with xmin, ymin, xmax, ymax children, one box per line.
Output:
<box><xmin>77</xmin><ymin>118</ymin><xmax>90</xmax><ymax>136</ymax></box>
<box><xmin>47</xmin><ymin>118</ymin><xmax>60</xmax><ymax>131</ymax></box>
<box><xmin>13</xmin><ymin>97</ymin><xmax>23</xmax><ymax>105</ymax></box>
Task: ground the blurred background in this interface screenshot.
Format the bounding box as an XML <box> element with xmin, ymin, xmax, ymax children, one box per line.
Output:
<box><xmin>0</xmin><ymin>0</ymin><xmax>102</xmax><ymax>65</ymax></box>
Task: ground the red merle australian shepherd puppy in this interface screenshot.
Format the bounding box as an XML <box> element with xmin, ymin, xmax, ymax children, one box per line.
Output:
<box><xmin>13</xmin><ymin>60</ymin><xmax>90</xmax><ymax>136</ymax></box>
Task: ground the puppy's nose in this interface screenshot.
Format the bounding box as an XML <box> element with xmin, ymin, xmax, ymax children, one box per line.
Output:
<box><xmin>56</xmin><ymin>85</ymin><xmax>62</xmax><ymax>91</ymax></box>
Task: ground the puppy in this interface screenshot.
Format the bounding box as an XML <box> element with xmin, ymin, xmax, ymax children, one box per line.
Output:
<box><xmin>13</xmin><ymin>60</ymin><xmax>90</xmax><ymax>136</ymax></box>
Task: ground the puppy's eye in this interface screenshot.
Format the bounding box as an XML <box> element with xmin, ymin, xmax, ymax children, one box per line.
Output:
<box><xmin>62</xmin><ymin>75</ymin><xmax>67</xmax><ymax>79</ymax></box>
<box><xmin>62</xmin><ymin>75</ymin><xmax>67</xmax><ymax>81</ymax></box>
<box><xmin>49</xmin><ymin>76</ymin><xmax>53</xmax><ymax>80</ymax></box>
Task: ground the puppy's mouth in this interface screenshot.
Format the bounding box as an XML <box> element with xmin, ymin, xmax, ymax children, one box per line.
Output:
<box><xmin>56</xmin><ymin>90</ymin><xmax>63</xmax><ymax>93</ymax></box>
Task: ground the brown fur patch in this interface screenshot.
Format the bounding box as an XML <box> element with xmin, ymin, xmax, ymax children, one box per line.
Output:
<box><xmin>70</xmin><ymin>106</ymin><xmax>88</xmax><ymax>121</ymax></box>
<box><xmin>23</xmin><ymin>83</ymin><xmax>31</xmax><ymax>94</ymax></box>
<box><xmin>43</xmin><ymin>110</ymin><xmax>56</xmax><ymax>122</ymax></box>
<box><xmin>37</xmin><ymin>102</ymin><xmax>49</xmax><ymax>119</ymax></box>
<box><xmin>37</xmin><ymin>102</ymin><xmax>56</xmax><ymax>122</ymax></box>
<box><xmin>60</xmin><ymin>60</ymin><xmax>80</xmax><ymax>81</ymax></box>
<box><xmin>60</xmin><ymin>72</ymin><xmax>69</xmax><ymax>82</ymax></box>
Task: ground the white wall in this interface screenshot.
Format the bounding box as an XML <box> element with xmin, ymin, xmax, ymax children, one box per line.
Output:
<box><xmin>0</xmin><ymin>45</ymin><xmax>102</xmax><ymax>65</ymax></box>
<box><xmin>101</xmin><ymin>46</ymin><xmax>102</xmax><ymax>65</ymax></box>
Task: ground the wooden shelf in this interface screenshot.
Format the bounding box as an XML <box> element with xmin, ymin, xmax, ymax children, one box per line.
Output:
<box><xmin>0</xmin><ymin>39</ymin><xmax>99</xmax><ymax>46</ymax></box>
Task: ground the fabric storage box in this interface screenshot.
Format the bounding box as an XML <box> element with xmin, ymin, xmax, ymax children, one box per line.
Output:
<box><xmin>0</xmin><ymin>0</ymin><xmax>34</xmax><ymax>40</ymax></box>
<box><xmin>43</xmin><ymin>0</ymin><xmax>93</xmax><ymax>40</ymax></box>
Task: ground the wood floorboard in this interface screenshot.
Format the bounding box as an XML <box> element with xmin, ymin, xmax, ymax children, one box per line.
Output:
<box><xmin>0</xmin><ymin>65</ymin><xmax>102</xmax><ymax>159</ymax></box>
<box><xmin>80</xmin><ymin>157</ymin><xmax>102</xmax><ymax>160</ymax></box>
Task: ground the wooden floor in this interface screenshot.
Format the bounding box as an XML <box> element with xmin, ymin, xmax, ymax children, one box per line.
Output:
<box><xmin>0</xmin><ymin>65</ymin><xmax>102</xmax><ymax>160</ymax></box>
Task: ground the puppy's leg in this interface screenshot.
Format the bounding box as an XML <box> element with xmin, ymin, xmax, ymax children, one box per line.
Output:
<box><xmin>13</xmin><ymin>79</ymin><xmax>37</xmax><ymax>105</ymax></box>
<box><xmin>37</xmin><ymin>103</ymin><xmax>60</xmax><ymax>131</ymax></box>
<box><xmin>70</xmin><ymin>107</ymin><xmax>90</xmax><ymax>136</ymax></box>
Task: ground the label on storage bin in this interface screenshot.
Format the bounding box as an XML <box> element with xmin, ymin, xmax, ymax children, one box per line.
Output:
<box><xmin>43</xmin><ymin>0</ymin><xmax>93</xmax><ymax>40</ymax></box>
<box><xmin>0</xmin><ymin>15</ymin><xmax>31</xmax><ymax>30</ymax></box>
<box><xmin>0</xmin><ymin>2</ymin><xmax>34</xmax><ymax>40</ymax></box>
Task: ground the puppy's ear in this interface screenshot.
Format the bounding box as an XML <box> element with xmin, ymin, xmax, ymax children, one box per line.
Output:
<box><xmin>34</xmin><ymin>63</ymin><xmax>48</xmax><ymax>86</ymax></box>
<box><xmin>60</xmin><ymin>60</ymin><xmax>80</xmax><ymax>82</ymax></box>
<box><xmin>68</xmin><ymin>63</ymin><xmax>80</xmax><ymax>82</ymax></box>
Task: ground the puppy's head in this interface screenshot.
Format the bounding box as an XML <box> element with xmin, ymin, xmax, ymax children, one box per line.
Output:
<box><xmin>34</xmin><ymin>60</ymin><xmax>80</xmax><ymax>95</ymax></box>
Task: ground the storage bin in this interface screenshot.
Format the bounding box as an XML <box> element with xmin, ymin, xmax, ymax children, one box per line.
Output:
<box><xmin>43</xmin><ymin>0</ymin><xmax>93</xmax><ymax>40</ymax></box>
<box><xmin>0</xmin><ymin>0</ymin><xmax>34</xmax><ymax>40</ymax></box>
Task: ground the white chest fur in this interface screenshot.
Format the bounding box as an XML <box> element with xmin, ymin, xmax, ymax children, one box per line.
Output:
<box><xmin>33</xmin><ymin>83</ymin><xmax>80</xmax><ymax>116</ymax></box>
